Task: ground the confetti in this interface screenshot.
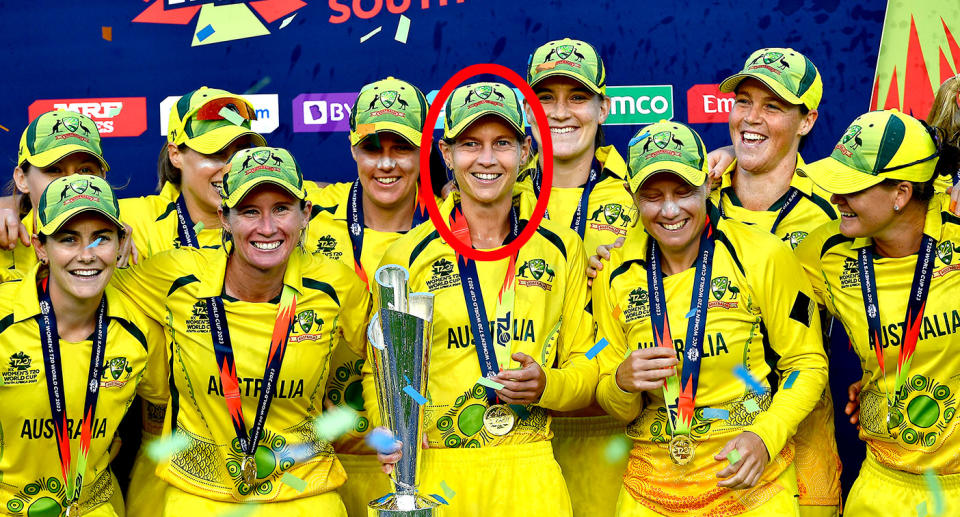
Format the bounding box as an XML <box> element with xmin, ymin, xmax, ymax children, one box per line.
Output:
<box><xmin>217</xmin><ymin>504</ymin><xmax>258</xmax><ymax>517</ymax></box>
<box><xmin>279</xmin><ymin>13</ymin><xmax>297</xmax><ymax>29</ymax></box>
<box><xmin>924</xmin><ymin>468</ymin><xmax>944</xmax><ymax>515</ymax></box>
<box><xmin>280</xmin><ymin>472</ymin><xmax>307</xmax><ymax>493</ymax></box>
<box><xmin>244</xmin><ymin>76</ymin><xmax>272</xmax><ymax>95</ymax></box>
<box><xmin>440</xmin><ymin>480</ymin><xmax>456</xmax><ymax>499</ymax></box>
<box><xmin>585</xmin><ymin>337</ymin><xmax>609</xmax><ymax>360</ymax></box>
<box><xmin>733</xmin><ymin>365</ymin><xmax>768</xmax><ymax>395</ymax></box>
<box><xmin>395</xmin><ymin>15</ymin><xmax>410</xmax><ymax>43</ymax></box>
<box><xmin>313</xmin><ymin>406</ymin><xmax>359</xmax><ymax>442</ymax></box>
<box><xmin>604</xmin><ymin>434</ymin><xmax>631</xmax><ymax>463</ymax></box>
<box><xmin>726</xmin><ymin>449</ymin><xmax>741</xmax><ymax>464</ymax></box>
<box><xmin>628</xmin><ymin>132</ymin><xmax>650</xmax><ymax>147</ymax></box>
<box><xmin>685</xmin><ymin>308</ymin><xmax>697</xmax><ymax>319</ymax></box>
<box><xmin>108</xmin><ymin>106</ymin><xmax>123</xmax><ymax>117</ymax></box>
<box><xmin>86</xmin><ymin>237</ymin><xmax>103</xmax><ymax>249</ymax></box>
<box><xmin>477</xmin><ymin>376</ymin><xmax>505</xmax><ymax>390</ymax></box>
<box><xmin>145</xmin><ymin>432</ymin><xmax>190</xmax><ymax>462</ymax></box>
<box><xmin>430</xmin><ymin>494</ymin><xmax>450</xmax><ymax>505</ymax></box>
<box><xmin>0</xmin><ymin>124</ymin><xmax>8</xmax><ymax>132</ymax></box>
<box><xmin>196</xmin><ymin>24</ymin><xmax>215</xmax><ymax>42</ymax></box>
<box><xmin>219</xmin><ymin>106</ymin><xmax>245</xmax><ymax>126</ymax></box>
<box><xmin>743</xmin><ymin>399</ymin><xmax>761</xmax><ymax>413</ymax></box>
<box><xmin>101</xmin><ymin>26</ymin><xmax>112</xmax><ymax>41</ymax></box>
<box><xmin>360</xmin><ymin>26</ymin><xmax>382</xmax><ymax>43</ymax></box>
<box><xmin>193</xmin><ymin>221</ymin><xmax>205</xmax><ymax>233</ymax></box>
<box><xmin>701</xmin><ymin>408</ymin><xmax>729</xmax><ymax>420</ymax></box>
<box><xmin>917</xmin><ymin>500</ymin><xmax>927</xmax><ymax>517</ymax></box>
<box><xmin>783</xmin><ymin>370</ymin><xmax>799</xmax><ymax>389</ymax></box>
<box><xmin>365</xmin><ymin>428</ymin><xmax>399</xmax><ymax>454</ymax></box>
<box><xmin>403</xmin><ymin>385</ymin><xmax>427</xmax><ymax>405</ymax></box>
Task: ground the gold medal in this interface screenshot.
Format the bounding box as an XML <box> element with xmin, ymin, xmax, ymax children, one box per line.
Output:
<box><xmin>241</xmin><ymin>454</ymin><xmax>258</xmax><ymax>486</ymax></box>
<box><xmin>482</xmin><ymin>405</ymin><xmax>516</xmax><ymax>436</ymax></box>
<box><xmin>65</xmin><ymin>502</ymin><xmax>80</xmax><ymax>517</ymax></box>
<box><xmin>668</xmin><ymin>434</ymin><xmax>695</xmax><ymax>465</ymax></box>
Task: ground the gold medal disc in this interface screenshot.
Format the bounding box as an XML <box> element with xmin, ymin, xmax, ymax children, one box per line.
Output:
<box><xmin>65</xmin><ymin>502</ymin><xmax>80</xmax><ymax>517</ymax></box>
<box><xmin>483</xmin><ymin>405</ymin><xmax>516</xmax><ymax>436</ymax></box>
<box><xmin>668</xmin><ymin>434</ymin><xmax>695</xmax><ymax>465</ymax></box>
<box><xmin>241</xmin><ymin>454</ymin><xmax>258</xmax><ymax>485</ymax></box>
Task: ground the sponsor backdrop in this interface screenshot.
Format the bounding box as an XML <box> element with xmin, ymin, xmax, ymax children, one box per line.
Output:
<box><xmin>2</xmin><ymin>0</ymin><xmax>958</xmax><ymax>499</ymax></box>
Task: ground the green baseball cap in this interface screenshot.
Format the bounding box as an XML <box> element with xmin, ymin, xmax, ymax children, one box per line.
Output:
<box><xmin>349</xmin><ymin>77</ymin><xmax>427</xmax><ymax>146</ymax></box>
<box><xmin>626</xmin><ymin>120</ymin><xmax>709</xmax><ymax>192</ymax></box>
<box><xmin>527</xmin><ymin>38</ymin><xmax>606</xmax><ymax>95</ymax></box>
<box><xmin>443</xmin><ymin>82</ymin><xmax>524</xmax><ymax>140</ymax></box>
<box><xmin>37</xmin><ymin>175</ymin><xmax>121</xmax><ymax>236</ymax></box>
<box><xmin>221</xmin><ymin>147</ymin><xmax>306</xmax><ymax>208</ymax></box>
<box><xmin>800</xmin><ymin>109</ymin><xmax>939</xmax><ymax>195</ymax></box>
<box><xmin>168</xmin><ymin>86</ymin><xmax>267</xmax><ymax>155</ymax></box>
<box><xmin>18</xmin><ymin>110</ymin><xmax>109</xmax><ymax>172</ymax></box>
<box><xmin>719</xmin><ymin>47</ymin><xmax>823</xmax><ymax>110</ymax></box>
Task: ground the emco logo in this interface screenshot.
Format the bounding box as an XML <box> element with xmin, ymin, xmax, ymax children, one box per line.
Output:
<box><xmin>158</xmin><ymin>94</ymin><xmax>279</xmax><ymax>135</ymax></box>
<box><xmin>687</xmin><ymin>84</ymin><xmax>735</xmax><ymax>124</ymax></box>
<box><xmin>28</xmin><ymin>98</ymin><xmax>147</xmax><ymax>137</ymax></box>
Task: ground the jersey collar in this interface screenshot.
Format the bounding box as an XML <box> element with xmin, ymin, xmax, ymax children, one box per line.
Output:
<box><xmin>718</xmin><ymin>154</ymin><xmax>813</xmax><ymax>204</ymax></box>
<box><xmin>851</xmin><ymin>193</ymin><xmax>947</xmax><ymax>250</ymax></box>
<box><xmin>193</xmin><ymin>248</ymin><xmax>307</xmax><ymax>299</ymax></box>
<box><xmin>520</xmin><ymin>144</ymin><xmax>627</xmax><ymax>184</ymax></box>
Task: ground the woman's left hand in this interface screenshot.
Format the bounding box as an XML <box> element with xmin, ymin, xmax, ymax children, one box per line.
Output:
<box><xmin>116</xmin><ymin>223</ymin><xmax>139</xmax><ymax>268</ymax></box>
<box><xmin>493</xmin><ymin>353</ymin><xmax>546</xmax><ymax>405</ymax></box>
<box><xmin>714</xmin><ymin>431</ymin><xmax>769</xmax><ymax>490</ymax></box>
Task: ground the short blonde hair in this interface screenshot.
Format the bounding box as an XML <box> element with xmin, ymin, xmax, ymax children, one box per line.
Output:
<box><xmin>928</xmin><ymin>75</ymin><xmax>960</xmax><ymax>147</ymax></box>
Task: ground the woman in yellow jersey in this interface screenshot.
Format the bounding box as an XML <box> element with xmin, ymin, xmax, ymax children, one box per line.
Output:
<box><xmin>1</xmin><ymin>110</ymin><xmax>111</xmax><ymax>273</ymax></box>
<box><xmin>371</xmin><ymin>82</ymin><xmax>596</xmax><ymax>516</ymax></box>
<box><xmin>796</xmin><ymin>110</ymin><xmax>960</xmax><ymax>516</ymax></box>
<box><xmin>309</xmin><ymin>77</ymin><xmax>431</xmax><ymax>516</ymax></box>
<box><xmin>515</xmin><ymin>39</ymin><xmax>630</xmax><ymax>516</ymax></box>
<box><xmin>111</xmin><ymin>146</ymin><xmax>369</xmax><ymax>516</ymax></box>
<box><xmin>709</xmin><ymin>48</ymin><xmax>841</xmax><ymax>517</ymax></box>
<box><xmin>593</xmin><ymin>120</ymin><xmax>828</xmax><ymax>517</ymax></box>
<box><xmin>0</xmin><ymin>175</ymin><xmax>166</xmax><ymax>517</ymax></box>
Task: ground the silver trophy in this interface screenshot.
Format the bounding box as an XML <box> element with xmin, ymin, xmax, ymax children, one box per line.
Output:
<box><xmin>367</xmin><ymin>265</ymin><xmax>438</xmax><ymax>516</ymax></box>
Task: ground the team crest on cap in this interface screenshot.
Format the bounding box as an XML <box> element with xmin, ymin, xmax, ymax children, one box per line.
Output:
<box><xmin>518</xmin><ymin>258</ymin><xmax>554</xmax><ymax>291</ymax></box>
<box><xmin>749</xmin><ymin>50</ymin><xmax>790</xmax><ymax>73</ymax></box>
<box><xmin>461</xmin><ymin>85</ymin><xmax>506</xmax><ymax>106</ymax></box>
<box><xmin>363</xmin><ymin>88</ymin><xmax>410</xmax><ymax>116</ymax></box>
<box><xmin>543</xmin><ymin>42</ymin><xmax>586</xmax><ymax>63</ymax></box>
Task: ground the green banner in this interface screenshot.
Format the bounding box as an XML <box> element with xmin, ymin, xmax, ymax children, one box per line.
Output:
<box><xmin>605</xmin><ymin>85</ymin><xmax>674</xmax><ymax>125</ymax></box>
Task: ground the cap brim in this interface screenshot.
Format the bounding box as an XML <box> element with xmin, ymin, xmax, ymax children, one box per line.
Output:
<box><xmin>530</xmin><ymin>69</ymin><xmax>604</xmax><ymax>95</ymax></box>
<box><xmin>445</xmin><ymin>111</ymin><xmax>524</xmax><ymax>140</ymax></box>
<box><xmin>628</xmin><ymin>163</ymin><xmax>707</xmax><ymax>192</ymax></box>
<box><xmin>38</xmin><ymin>206</ymin><xmax>122</xmax><ymax>236</ymax></box>
<box><xmin>224</xmin><ymin>178</ymin><xmax>306</xmax><ymax>208</ymax></box>
<box><xmin>799</xmin><ymin>157</ymin><xmax>884</xmax><ymax>195</ymax></box>
<box><xmin>718</xmin><ymin>73</ymin><xmax>804</xmax><ymax>106</ymax></box>
<box><xmin>26</xmin><ymin>145</ymin><xmax>110</xmax><ymax>173</ymax></box>
<box><xmin>185</xmin><ymin>125</ymin><xmax>267</xmax><ymax>155</ymax></box>
<box><xmin>350</xmin><ymin>122</ymin><xmax>422</xmax><ymax>147</ymax></box>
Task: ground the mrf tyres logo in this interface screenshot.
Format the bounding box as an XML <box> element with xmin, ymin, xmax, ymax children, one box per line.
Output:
<box><xmin>29</xmin><ymin>97</ymin><xmax>148</xmax><ymax>137</ymax></box>
<box><xmin>517</xmin><ymin>259</ymin><xmax>554</xmax><ymax>291</ymax></box>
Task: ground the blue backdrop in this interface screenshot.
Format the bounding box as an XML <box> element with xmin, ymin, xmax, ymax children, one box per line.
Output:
<box><xmin>0</xmin><ymin>0</ymin><xmax>881</xmax><ymax>498</ymax></box>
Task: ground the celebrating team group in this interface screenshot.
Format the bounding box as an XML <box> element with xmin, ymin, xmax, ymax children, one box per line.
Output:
<box><xmin>2</xmin><ymin>37</ymin><xmax>960</xmax><ymax>517</ymax></box>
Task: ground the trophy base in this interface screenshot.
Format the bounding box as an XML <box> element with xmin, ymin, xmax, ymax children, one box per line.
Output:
<box><xmin>367</xmin><ymin>493</ymin><xmax>438</xmax><ymax>516</ymax></box>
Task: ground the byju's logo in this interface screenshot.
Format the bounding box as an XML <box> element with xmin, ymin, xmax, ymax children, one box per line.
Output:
<box><xmin>158</xmin><ymin>94</ymin><xmax>279</xmax><ymax>135</ymax></box>
<box><xmin>293</xmin><ymin>93</ymin><xmax>356</xmax><ymax>132</ymax></box>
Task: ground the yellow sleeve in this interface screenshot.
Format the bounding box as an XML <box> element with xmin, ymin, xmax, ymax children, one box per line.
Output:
<box><xmin>743</xmin><ymin>238</ymin><xmax>828</xmax><ymax>459</ymax></box>
<box><xmin>593</xmin><ymin>249</ymin><xmax>645</xmax><ymax>422</ymax></box>
<box><xmin>538</xmin><ymin>237</ymin><xmax>599</xmax><ymax>411</ymax></box>
<box><xmin>110</xmin><ymin>250</ymin><xmax>186</xmax><ymax>322</ymax></box>
<box><xmin>133</xmin><ymin>302</ymin><xmax>170</xmax><ymax>405</ymax></box>
<box><xmin>794</xmin><ymin>224</ymin><xmax>835</xmax><ymax>314</ymax></box>
<box><xmin>338</xmin><ymin>267</ymin><xmax>372</xmax><ymax>358</ymax></box>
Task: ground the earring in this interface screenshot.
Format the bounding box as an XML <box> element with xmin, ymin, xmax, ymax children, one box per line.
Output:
<box><xmin>894</xmin><ymin>205</ymin><xmax>901</xmax><ymax>212</ymax></box>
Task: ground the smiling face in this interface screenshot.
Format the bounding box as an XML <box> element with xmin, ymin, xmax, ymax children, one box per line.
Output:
<box><xmin>172</xmin><ymin>135</ymin><xmax>256</xmax><ymax>216</ymax></box>
<box><xmin>526</xmin><ymin>76</ymin><xmax>609</xmax><ymax>163</ymax></box>
<box><xmin>830</xmin><ymin>182</ymin><xmax>905</xmax><ymax>239</ymax></box>
<box><xmin>728</xmin><ymin>79</ymin><xmax>816</xmax><ymax>174</ymax></box>
<box><xmin>220</xmin><ymin>184</ymin><xmax>310</xmax><ymax>274</ymax></box>
<box><xmin>350</xmin><ymin>132</ymin><xmax>420</xmax><ymax>210</ymax></box>
<box><xmin>632</xmin><ymin>172</ymin><xmax>708</xmax><ymax>257</ymax></box>
<box><xmin>440</xmin><ymin>115</ymin><xmax>530</xmax><ymax>206</ymax></box>
<box><xmin>15</xmin><ymin>152</ymin><xmax>105</xmax><ymax>210</ymax></box>
<box><xmin>34</xmin><ymin>212</ymin><xmax>122</xmax><ymax>303</ymax></box>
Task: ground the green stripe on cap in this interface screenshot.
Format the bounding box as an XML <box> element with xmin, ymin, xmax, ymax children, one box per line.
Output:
<box><xmin>797</xmin><ymin>57</ymin><xmax>818</xmax><ymax>97</ymax></box>
<box><xmin>875</xmin><ymin>115</ymin><xmax>906</xmax><ymax>172</ymax></box>
<box><xmin>24</xmin><ymin>116</ymin><xmax>40</xmax><ymax>157</ymax></box>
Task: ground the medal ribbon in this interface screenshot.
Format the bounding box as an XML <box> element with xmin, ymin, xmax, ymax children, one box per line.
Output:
<box><xmin>175</xmin><ymin>196</ymin><xmax>199</xmax><ymax>249</ymax></box>
<box><xmin>646</xmin><ymin>221</ymin><xmax>715</xmax><ymax>435</ymax></box>
<box><xmin>532</xmin><ymin>161</ymin><xmax>601</xmax><ymax>237</ymax></box>
<box><xmin>718</xmin><ymin>186</ymin><xmax>801</xmax><ymax>235</ymax></box>
<box><xmin>451</xmin><ymin>202</ymin><xmax>521</xmax><ymax>404</ymax></box>
<box><xmin>857</xmin><ymin>234</ymin><xmax>936</xmax><ymax>410</ymax></box>
<box><xmin>207</xmin><ymin>285</ymin><xmax>297</xmax><ymax>461</ymax></box>
<box><xmin>38</xmin><ymin>277</ymin><xmax>108</xmax><ymax>506</ymax></box>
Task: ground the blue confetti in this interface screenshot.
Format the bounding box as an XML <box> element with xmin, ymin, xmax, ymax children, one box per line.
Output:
<box><xmin>685</xmin><ymin>308</ymin><xmax>697</xmax><ymax>319</ymax></box>
<box><xmin>86</xmin><ymin>237</ymin><xmax>102</xmax><ymax>249</ymax></box>
<box><xmin>403</xmin><ymin>385</ymin><xmax>427</xmax><ymax>405</ymax></box>
<box><xmin>365</xmin><ymin>428</ymin><xmax>399</xmax><ymax>454</ymax></box>
<box><xmin>628</xmin><ymin>132</ymin><xmax>650</xmax><ymax>147</ymax></box>
<box><xmin>701</xmin><ymin>408</ymin><xmax>729</xmax><ymax>420</ymax></box>
<box><xmin>585</xmin><ymin>338</ymin><xmax>609</xmax><ymax>360</ymax></box>
<box><xmin>430</xmin><ymin>494</ymin><xmax>450</xmax><ymax>505</ymax></box>
<box><xmin>197</xmin><ymin>24</ymin><xmax>215</xmax><ymax>42</ymax></box>
<box><xmin>733</xmin><ymin>365</ymin><xmax>768</xmax><ymax>395</ymax></box>
<box><xmin>783</xmin><ymin>370</ymin><xmax>800</xmax><ymax>389</ymax></box>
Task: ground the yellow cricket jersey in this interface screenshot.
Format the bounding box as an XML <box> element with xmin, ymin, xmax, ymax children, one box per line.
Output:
<box><xmin>110</xmin><ymin>247</ymin><xmax>371</xmax><ymax>502</ymax></box>
<box><xmin>710</xmin><ymin>156</ymin><xmax>838</xmax><ymax>250</ymax></box>
<box><xmin>362</xmin><ymin>193</ymin><xmax>597</xmax><ymax>449</ymax></box>
<box><xmin>797</xmin><ymin>193</ymin><xmax>960</xmax><ymax>475</ymax></box>
<box><xmin>517</xmin><ymin>145</ymin><xmax>637</xmax><ymax>256</ymax></box>
<box><xmin>593</xmin><ymin>214</ymin><xmax>828</xmax><ymax>516</ymax></box>
<box><xmin>934</xmin><ymin>176</ymin><xmax>951</xmax><ymax>196</ymax></box>
<box><xmin>0</xmin><ymin>211</ymin><xmax>39</xmax><ymax>274</ymax></box>
<box><xmin>0</xmin><ymin>266</ymin><xmax>167</xmax><ymax>515</ymax></box>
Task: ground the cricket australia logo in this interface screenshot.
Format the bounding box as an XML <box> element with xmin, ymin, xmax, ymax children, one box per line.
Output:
<box><xmin>783</xmin><ymin>231</ymin><xmax>809</xmax><ymax>250</ymax></box>
<box><xmin>934</xmin><ymin>240</ymin><xmax>960</xmax><ymax>278</ymax></box>
<box><xmin>589</xmin><ymin>203</ymin><xmax>633</xmax><ymax>235</ymax></box>
<box><xmin>3</xmin><ymin>351</ymin><xmax>41</xmax><ymax>385</ymax></box>
<box><xmin>426</xmin><ymin>258</ymin><xmax>460</xmax><ymax>291</ymax></box>
<box><xmin>313</xmin><ymin>234</ymin><xmax>342</xmax><ymax>260</ymax></box>
<box><xmin>517</xmin><ymin>258</ymin><xmax>554</xmax><ymax>291</ymax></box>
<box><xmin>836</xmin><ymin>125</ymin><xmax>863</xmax><ymax>158</ymax></box>
<box><xmin>59</xmin><ymin>178</ymin><xmax>102</xmax><ymax>204</ymax></box>
<box><xmin>289</xmin><ymin>309</ymin><xmax>324</xmax><ymax>343</ymax></box>
<box><xmin>748</xmin><ymin>51</ymin><xmax>790</xmax><ymax>74</ymax></box>
<box><xmin>708</xmin><ymin>277</ymin><xmax>739</xmax><ymax>309</ymax></box>
<box><xmin>623</xmin><ymin>287</ymin><xmax>651</xmax><ymax>322</ymax></box>
<box><xmin>49</xmin><ymin>115</ymin><xmax>92</xmax><ymax>142</ymax></box>
<box><xmin>641</xmin><ymin>131</ymin><xmax>683</xmax><ymax>159</ymax></box>
<box><xmin>241</xmin><ymin>149</ymin><xmax>283</xmax><ymax>173</ymax></box>
<box><xmin>101</xmin><ymin>356</ymin><xmax>134</xmax><ymax>388</ymax></box>
<box><xmin>538</xmin><ymin>42</ymin><xmax>586</xmax><ymax>71</ymax></box>
<box><xmin>461</xmin><ymin>85</ymin><xmax>506</xmax><ymax>107</ymax></box>
<box><xmin>364</xmin><ymin>89</ymin><xmax>410</xmax><ymax>117</ymax></box>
